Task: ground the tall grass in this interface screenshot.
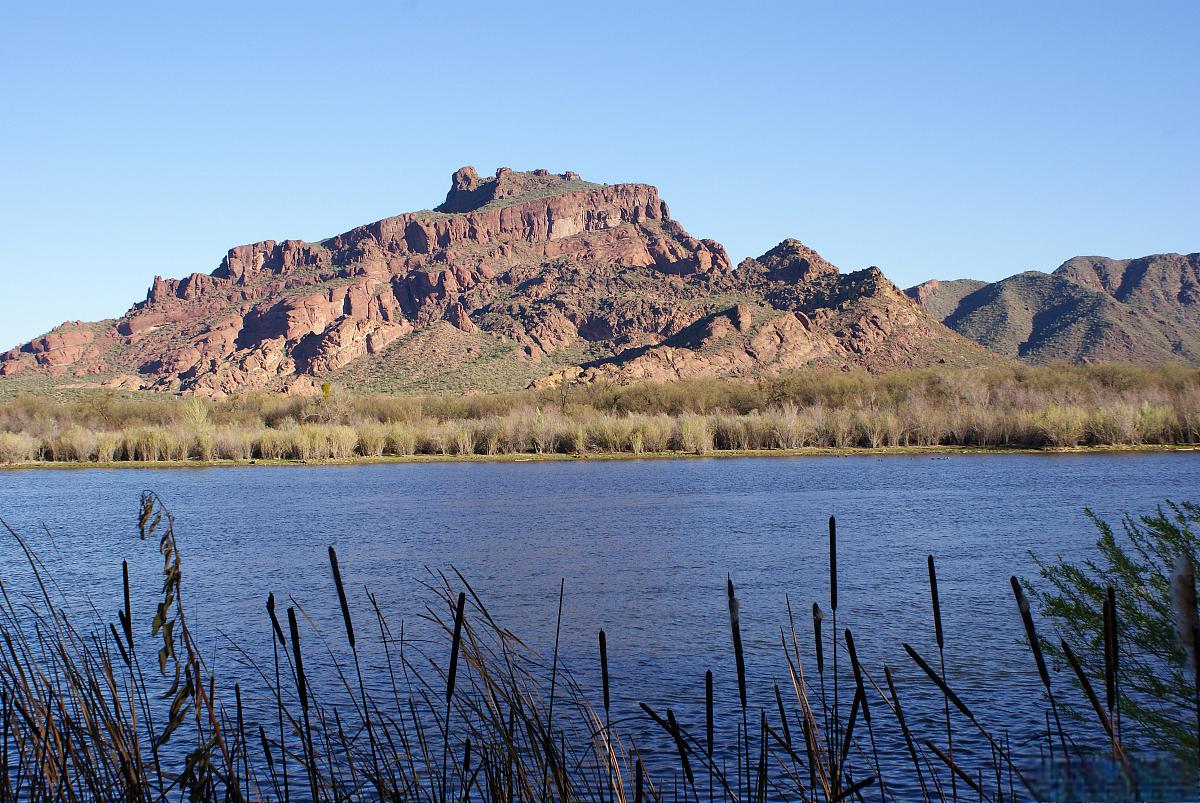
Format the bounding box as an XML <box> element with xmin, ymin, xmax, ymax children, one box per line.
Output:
<box><xmin>3</xmin><ymin>364</ymin><xmax>1200</xmax><ymax>464</ymax></box>
<box><xmin>0</xmin><ymin>496</ymin><xmax>1195</xmax><ymax>800</ymax></box>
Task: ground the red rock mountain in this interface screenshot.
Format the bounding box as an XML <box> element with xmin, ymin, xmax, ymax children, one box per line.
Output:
<box><xmin>1</xmin><ymin>167</ymin><xmax>997</xmax><ymax>395</ymax></box>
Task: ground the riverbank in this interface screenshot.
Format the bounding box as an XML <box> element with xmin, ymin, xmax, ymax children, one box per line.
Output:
<box><xmin>2</xmin><ymin>442</ymin><xmax>1195</xmax><ymax>470</ymax></box>
<box><xmin>3</xmin><ymin>365</ymin><xmax>1199</xmax><ymax>465</ymax></box>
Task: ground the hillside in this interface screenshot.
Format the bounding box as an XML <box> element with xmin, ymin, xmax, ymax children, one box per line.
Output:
<box><xmin>907</xmin><ymin>252</ymin><xmax>1200</xmax><ymax>364</ymax></box>
<box><xmin>1</xmin><ymin>167</ymin><xmax>997</xmax><ymax>396</ymax></box>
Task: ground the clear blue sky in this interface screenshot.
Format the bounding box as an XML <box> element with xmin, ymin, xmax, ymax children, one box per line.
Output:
<box><xmin>2</xmin><ymin>1</ymin><xmax>1197</xmax><ymax>349</ymax></box>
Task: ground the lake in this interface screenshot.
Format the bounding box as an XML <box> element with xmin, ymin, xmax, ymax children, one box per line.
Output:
<box><xmin>1</xmin><ymin>452</ymin><xmax>1197</xmax><ymax>798</ymax></box>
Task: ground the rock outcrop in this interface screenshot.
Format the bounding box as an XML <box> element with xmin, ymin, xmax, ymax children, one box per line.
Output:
<box><xmin>908</xmin><ymin>252</ymin><xmax>1200</xmax><ymax>364</ymax></box>
<box><xmin>2</xmin><ymin>166</ymin><xmax>997</xmax><ymax>395</ymax></box>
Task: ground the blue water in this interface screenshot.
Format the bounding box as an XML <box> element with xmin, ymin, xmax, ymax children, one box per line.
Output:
<box><xmin>0</xmin><ymin>452</ymin><xmax>1197</xmax><ymax>798</ymax></box>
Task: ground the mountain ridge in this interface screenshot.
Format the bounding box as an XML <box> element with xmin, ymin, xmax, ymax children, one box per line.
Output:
<box><xmin>907</xmin><ymin>251</ymin><xmax>1200</xmax><ymax>364</ymax></box>
<box><xmin>1</xmin><ymin>166</ymin><xmax>1000</xmax><ymax>395</ymax></box>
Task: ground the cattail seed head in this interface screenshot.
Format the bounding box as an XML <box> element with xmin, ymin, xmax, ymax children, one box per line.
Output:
<box><xmin>845</xmin><ymin>628</ymin><xmax>870</xmax><ymax>723</ymax></box>
<box><xmin>812</xmin><ymin>603</ymin><xmax>824</xmax><ymax>675</ymax></box>
<box><xmin>727</xmin><ymin>575</ymin><xmax>748</xmax><ymax>711</ymax></box>
<box><xmin>1011</xmin><ymin>576</ymin><xmax>1051</xmax><ymax>690</ymax></box>
<box><xmin>1103</xmin><ymin>588</ymin><xmax>1118</xmax><ymax>712</ymax></box>
<box><xmin>599</xmin><ymin>629</ymin><xmax>610</xmax><ymax>713</ymax></box>
<box><xmin>829</xmin><ymin>516</ymin><xmax>838</xmax><ymax>612</ymax></box>
<box><xmin>328</xmin><ymin>546</ymin><xmax>355</xmax><ymax>649</ymax></box>
<box><xmin>705</xmin><ymin>669</ymin><xmax>714</xmax><ymax>757</ymax></box>
<box><xmin>927</xmin><ymin>554</ymin><xmax>943</xmax><ymax>650</ymax></box>
<box><xmin>287</xmin><ymin>607</ymin><xmax>307</xmax><ymax>711</ymax></box>
<box><xmin>447</xmin><ymin>591</ymin><xmax>467</xmax><ymax>705</ymax></box>
<box><xmin>1171</xmin><ymin>555</ymin><xmax>1199</xmax><ymax>674</ymax></box>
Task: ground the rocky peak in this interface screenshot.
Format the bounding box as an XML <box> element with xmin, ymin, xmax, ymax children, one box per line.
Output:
<box><xmin>1054</xmin><ymin>252</ymin><xmax>1200</xmax><ymax>306</ymax></box>
<box><xmin>0</xmin><ymin>166</ymin><xmax>999</xmax><ymax>394</ymax></box>
<box><xmin>907</xmin><ymin>278</ymin><xmax>941</xmax><ymax>306</ymax></box>
<box><xmin>739</xmin><ymin>239</ymin><xmax>840</xmax><ymax>283</ymax></box>
<box><xmin>435</xmin><ymin>166</ymin><xmax>594</xmax><ymax>213</ymax></box>
<box><xmin>1053</xmin><ymin>256</ymin><xmax>1130</xmax><ymax>297</ymax></box>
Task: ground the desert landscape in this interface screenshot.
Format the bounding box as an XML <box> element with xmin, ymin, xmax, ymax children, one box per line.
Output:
<box><xmin>1</xmin><ymin>2</ymin><xmax>1198</xmax><ymax>801</ymax></box>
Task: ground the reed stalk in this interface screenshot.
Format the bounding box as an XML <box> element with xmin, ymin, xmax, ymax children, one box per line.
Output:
<box><xmin>328</xmin><ymin>546</ymin><xmax>382</xmax><ymax>793</ymax></box>
<box><xmin>928</xmin><ymin>554</ymin><xmax>955</xmax><ymax>803</ymax></box>
<box><xmin>443</xmin><ymin>591</ymin><xmax>466</xmax><ymax>803</ymax></box>
<box><xmin>1170</xmin><ymin>555</ymin><xmax>1200</xmax><ymax>763</ymax></box>
<box><xmin>287</xmin><ymin>605</ymin><xmax>320</xmax><ymax>802</ymax></box>
<box><xmin>706</xmin><ymin>669</ymin><xmax>713</xmax><ymax>802</ymax></box>
<box><xmin>1102</xmin><ymin>587</ymin><xmax>1120</xmax><ymax>749</ymax></box>
<box><xmin>727</xmin><ymin>575</ymin><xmax>749</xmax><ymax>801</ymax></box>
<box><xmin>1010</xmin><ymin>576</ymin><xmax>1067</xmax><ymax>757</ymax></box>
<box><xmin>829</xmin><ymin>515</ymin><xmax>840</xmax><ymax>798</ymax></box>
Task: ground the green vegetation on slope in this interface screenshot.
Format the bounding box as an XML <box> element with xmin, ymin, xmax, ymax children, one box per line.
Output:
<box><xmin>916</xmin><ymin>252</ymin><xmax>1200</xmax><ymax>365</ymax></box>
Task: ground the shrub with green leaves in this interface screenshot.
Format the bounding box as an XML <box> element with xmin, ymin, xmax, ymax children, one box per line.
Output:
<box><xmin>1031</xmin><ymin>500</ymin><xmax>1200</xmax><ymax>758</ymax></box>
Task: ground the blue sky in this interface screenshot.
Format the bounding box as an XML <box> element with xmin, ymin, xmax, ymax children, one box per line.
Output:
<box><xmin>1</xmin><ymin>1</ymin><xmax>1197</xmax><ymax>349</ymax></box>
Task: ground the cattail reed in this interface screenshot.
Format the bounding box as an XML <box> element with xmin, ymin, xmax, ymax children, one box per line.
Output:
<box><xmin>1170</xmin><ymin>554</ymin><xmax>1200</xmax><ymax>758</ymax></box>
<box><xmin>329</xmin><ymin>546</ymin><xmax>381</xmax><ymax>792</ymax></box>
<box><xmin>905</xmin><ymin>637</ymin><xmax>1005</xmax><ymax>789</ymax></box>
<box><xmin>542</xmin><ymin>579</ymin><xmax>566</xmax><ymax>802</ymax></box>
<box><xmin>444</xmin><ymin>590</ymin><xmax>467</xmax><ymax>803</ymax></box>
<box><xmin>926</xmin><ymin>740</ymin><xmax>982</xmax><ymax>797</ymax></box>
<box><xmin>839</xmin><ymin>774</ymin><xmax>877</xmax><ymax>800</ymax></box>
<box><xmin>235</xmin><ymin>682</ymin><xmax>248</xmax><ymax>800</ymax></box>
<box><xmin>812</xmin><ymin>603</ymin><xmax>825</xmax><ymax>676</ymax></box>
<box><xmin>756</xmin><ymin>710</ymin><xmax>767</xmax><ymax>803</ymax></box>
<box><xmin>1011</xmin><ymin>576</ymin><xmax>1066</xmax><ymax>755</ymax></box>
<box><xmin>287</xmin><ymin>606</ymin><xmax>319</xmax><ymax>802</ymax></box>
<box><xmin>266</xmin><ymin>593</ymin><xmax>289</xmax><ymax>803</ymax></box>
<box><xmin>12</xmin><ymin>497</ymin><xmax>1200</xmax><ymax>801</ymax></box>
<box><xmin>884</xmin><ymin>665</ymin><xmax>929</xmax><ymax>800</ymax></box>
<box><xmin>447</xmin><ymin>591</ymin><xmax>467</xmax><ymax>704</ymax></box>
<box><xmin>727</xmin><ymin>575</ymin><xmax>748</xmax><ymax>713</ymax></box>
<box><xmin>829</xmin><ymin>516</ymin><xmax>838</xmax><ymax>613</ymax></box>
<box><xmin>121</xmin><ymin>559</ymin><xmax>133</xmax><ymax>648</ymax></box>
<box><xmin>1103</xmin><ymin>586</ymin><xmax>1120</xmax><ymax>745</ymax></box>
<box><xmin>1060</xmin><ymin>638</ymin><xmax>1113</xmax><ymax>740</ymax></box>
<box><xmin>461</xmin><ymin>738</ymin><xmax>472</xmax><ymax>802</ymax></box>
<box><xmin>813</xmin><ymin>601</ymin><xmax>831</xmax><ymax>764</ymax></box>
<box><xmin>802</xmin><ymin>716</ymin><xmax>816</xmax><ymax>796</ymax></box>
<box><xmin>727</xmin><ymin>574</ymin><xmax>750</xmax><ymax>800</ymax></box>
<box><xmin>774</xmin><ymin>683</ymin><xmax>792</xmax><ymax>750</ymax></box>
<box><xmin>839</xmin><ymin>686</ymin><xmax>861</xmax><ymax>779</ymax></box>
<box><xmin>829</xmin><ymin>515</ymin><xmax>841</xmax><ymax>790</ymax></box>
<box><xmin>706</xmin><ymin>669</ymin><xmax>713</xmax><ymax>802</ymax></box>
<box><xmin>928</xmin><ymin>553</ymin><xmax>955</xmax><ymax>803</ymax></box>
<box><xmin>328</xmin><ymin>546</ymin><xmax>355</xmax><ymax>648</ymax></box>
<box><xmin>258</xmin><ymin>725</ymin><xmax>279</xmax><ymax>800</ymax></box>
<box><xmin>599</xmin><ymin>629</ymin><xmax>610</xmax><ymax>716</ymax></box>
<box><xmin>599</xmin><ymin>628</ymin><xmax>611</xmax><ymax>802</ymax></box>
<box><xmin>668</xmin><ymin>708</ymin><xmax>695</xmax><ymax>789</ymax></box>
<box><xmin>844</xmin><ymin>628</ymin><xmax>886</xmax><ymax>801</ymax></box>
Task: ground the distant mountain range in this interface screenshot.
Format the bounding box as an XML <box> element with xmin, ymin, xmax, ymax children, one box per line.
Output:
<box><xmin>906</xmin><ymin>252</ymin><xmax>1200</xmax><ymax>364</ymax></box>
<box><xmin>1</xmin><ymin>166</ymin><xmax>1194</xmax><ymax>396</ymax></box>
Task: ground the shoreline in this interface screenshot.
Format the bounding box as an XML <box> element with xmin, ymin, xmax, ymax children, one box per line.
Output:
<box><xmin>1</xmin><ymin>443</ymin><xmax>1195</xmax><ymax>471</ymax></box>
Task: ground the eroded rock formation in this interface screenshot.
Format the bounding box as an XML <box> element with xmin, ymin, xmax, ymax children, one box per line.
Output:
<box><xmin>2</xmin><ymin>167</ymin><xmax>997</xmax><ymax>395</ymax></box>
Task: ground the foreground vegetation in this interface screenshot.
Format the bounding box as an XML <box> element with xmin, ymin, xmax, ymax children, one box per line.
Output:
<box><xmin>2</xmin><ymin>364</ymin><xmax>1199</xmax><ymax>464</ymax></box>
<box><xmin>0</xmin><ymin>495</ymin><xmax>1196</xmax><ymax>800</ymax></box>
<box><xmin>1032</xmin><ymin>501</ymin><xmax>1200</xmax><ymax>759</ymax></box>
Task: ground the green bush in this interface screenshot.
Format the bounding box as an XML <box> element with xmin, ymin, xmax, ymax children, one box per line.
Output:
<box><xmin>1031</xmin><ymin>501</ymin><xmax>1200</xmax><ymax>758</ymax></box>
